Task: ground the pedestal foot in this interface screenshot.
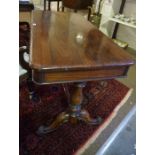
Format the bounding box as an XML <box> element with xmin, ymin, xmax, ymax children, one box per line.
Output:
<box><xmin>37</xmin><ymin>112</ymin><xmax>69</xmax><ymax>135</ymax></box>
<box><xmin>37</xmin><ymin>82</ymin><xmax>102</xmax><ymax>134</ymax></box>
<box><xmin>79</xmin><ymin>109</ymin><xmax>102</xmax><ymax>125</ymax></box>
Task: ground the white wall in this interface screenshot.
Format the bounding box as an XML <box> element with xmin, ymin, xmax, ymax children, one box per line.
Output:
<box><xmin>99</xmin><ymin>0</ymin><xmax>136</xmax><ymax>49</ymax></box>
<box><xmin>117</xmin><ymin>0</ymin><xmax>136</xmax><ymax>49</ymax></box>
<box><xmin>32</xmin><ymin>0</ymin><xmax>43</xmax><ymax>5</ymax></box>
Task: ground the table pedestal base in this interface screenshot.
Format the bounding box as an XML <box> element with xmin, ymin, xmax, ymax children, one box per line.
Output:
<box><xmin>37</xmin><ymin>82</ymin><xmax>102</xmax><ymax>135</ymax></box>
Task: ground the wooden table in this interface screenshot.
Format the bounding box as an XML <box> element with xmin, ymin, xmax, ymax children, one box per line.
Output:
<box><xmin>19</xmin><ymin>0</ymin><xmax>34</xmax><ymax>22</ymax></box>
<box><xmin>30</xmin><ymin>10</ymin><xmax>134</xmax><ymax>134</ymax></box>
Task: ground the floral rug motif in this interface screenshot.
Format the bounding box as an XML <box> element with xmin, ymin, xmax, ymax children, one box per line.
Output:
<box><xmin>19</xmin><ymin>79</ymin><xmax>132</xmax><ymax>155</ymax></box>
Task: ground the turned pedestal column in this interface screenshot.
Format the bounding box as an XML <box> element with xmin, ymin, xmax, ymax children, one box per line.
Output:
<box><xmin>37</xmin><ymin>82</ymin><xmax>102</xmax><ymax>134</ymax></box>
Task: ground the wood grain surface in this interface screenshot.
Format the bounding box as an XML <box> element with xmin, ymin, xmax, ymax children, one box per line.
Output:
<box><xmin>30</xmin><ymin>11</ymin><xmax>134</xmax><ymax>84</ymax></box>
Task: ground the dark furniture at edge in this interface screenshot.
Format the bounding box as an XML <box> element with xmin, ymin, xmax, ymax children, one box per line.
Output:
<box><xmin>44</xmin><ymin>0</ymin><xmax>61</xmax><ymax>11</ymax></box>
<box><xmin>19</xmin><ymin>0</ymin><xmax>34</xmax><ymax>12</ymax></box>
<box><xmin>19</xmin><ymin>1</ymin><xmax>39</xmax><ymax>102</ymax></box>
<box><xmin>62</xmin><ymin>0</ymin><xmax>93</xmax><ymax>20</ymax></box>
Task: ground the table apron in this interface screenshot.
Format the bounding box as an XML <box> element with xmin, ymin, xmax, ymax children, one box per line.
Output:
<box><xmin>32</xmin><ymin>66</ymin><xmax>129</xmax><ymax>85</ymax></box>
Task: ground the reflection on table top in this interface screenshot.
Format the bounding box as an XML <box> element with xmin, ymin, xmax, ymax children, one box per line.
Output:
<box><xmin>30</xmin><ymin>10</ymin><xmax>134</xmax><ymax>72</ymax></box>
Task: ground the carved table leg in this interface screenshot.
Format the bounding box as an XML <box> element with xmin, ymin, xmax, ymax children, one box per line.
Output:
<box><xmin>62</xmin><ymin>83</ymin><xmax>70</xmax><ymax>104</ymax></box>
<box><xmin>69</xmin><ymin>83</ymin><xmax>102</xmax><ymax>125</ymax></box>
<box><xmin>79</xmin><ymin>109</ymin><xmax>102</xmax><ymax>125</ymax></box>
<box><xmin>37</xmin><ymin>82</ymin><xmax>102</xmax><ymax>135</ymax></box>
<box><xmin>37</xmin><ymin>112</ymin><xmax>69</xmax><ymax>134</ymax></box>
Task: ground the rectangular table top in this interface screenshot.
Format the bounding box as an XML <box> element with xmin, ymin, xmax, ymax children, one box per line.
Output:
<box><xmin>30</xmin><ymin>10</ymin><xmax>134</xmax><ymax>84</ymax></box>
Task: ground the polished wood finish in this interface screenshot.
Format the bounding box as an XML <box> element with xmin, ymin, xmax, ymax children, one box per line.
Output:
<box><xmin>30</xmin><ymin>11</ymin><xmax>134</xmax><ymax>84</ymax></box>
<box><xmin>33</xmin><ymin>66</ymin><xmax>128</xmax><ymax>84</ymax></box>
<box><xmin>19</xmin><ymin>1</ymin><xmax>34</xmax><ymax>23</ymax></box>
<box><xmin>30</xmin><ymin>11</ymin><xmax>134</xmax><ymax>133</ymax></box>
<box><xmin>37</xmin><ymin>82</ymin><xmax>101</xmax><ymax>134</ymax></box>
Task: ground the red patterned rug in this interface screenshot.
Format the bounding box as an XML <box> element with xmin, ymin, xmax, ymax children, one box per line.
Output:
<box><xmin>19</xmin><ymin>79</ymin><xmax>132</xmax><ymax>155</ymax></box>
